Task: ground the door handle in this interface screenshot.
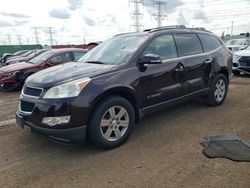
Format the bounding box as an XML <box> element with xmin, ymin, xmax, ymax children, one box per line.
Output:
<box><xmin>175</xmin><ymin>65</ymin><xmax>184</xmax><ymax>72</ymax></box>
<box><xmin>204</xmin><ymin>58</ymin><xmax>213</xmax><ymax>64</ymax></box>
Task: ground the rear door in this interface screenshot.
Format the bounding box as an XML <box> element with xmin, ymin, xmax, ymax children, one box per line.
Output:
<box><xmin>138</xmin><ymin>34</ymin><xmax>185</xmax><ymax>108</ymax></box>
<box><xmin>173</xmin><ymin>33</ymin><xmax>212</xmax><ymax>94</ymax></box>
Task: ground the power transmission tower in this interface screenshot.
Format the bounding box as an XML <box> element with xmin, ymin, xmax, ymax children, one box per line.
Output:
<box><xmin>6</xmin><ymin>34</ymin><xmax>11</xmax><ymax>45</ymax></box>
<box><xmin>47</xmin><ymin>27</ymin><xmax>56</xmax><ymax>46</ymax></box>
<box><xmin>32</xmin><ymin>27</ymin><xmax>40</xmax><ymax>44</ymax></box>
<box><xmin>152</xmin><ymin>0</ymin><xmax>167</xmax><ymax>27</ymax></box>
<box><xmin>129</xmin><ymin>0</ymin><xmax>144</xmax><ymax>32</ymax></box>
<box><xmin>17</xmin><ymin>35</ymin><xmax>22</xmax><ymax>45</ymax></box>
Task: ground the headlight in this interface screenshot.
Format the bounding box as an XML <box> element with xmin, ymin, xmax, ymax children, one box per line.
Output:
<box><xmin>232</xmin><ymin>54</ymin><xmax>240</xmax><ymax>63</ymax></box>
<box><xmin>43</xmin><ymin>77</ymin><xmax>91</xmax><ymax>99</ymax></box>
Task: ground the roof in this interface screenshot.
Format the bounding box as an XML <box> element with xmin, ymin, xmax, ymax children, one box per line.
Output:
<box><xmin>115</xmin><ymin>25</ymin><xmax>212</xmax><ymax>37</ymax></box>
<box><xmin>50</xmin><ymin>48</ymin><xmax>88</xmax><ymax>53</ymax></box>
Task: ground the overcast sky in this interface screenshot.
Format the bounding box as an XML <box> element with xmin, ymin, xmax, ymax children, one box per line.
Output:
<box><xmin>0</xmin><ymin>0</ymin><xmax>249</xmax><ymax>45</ymax></box>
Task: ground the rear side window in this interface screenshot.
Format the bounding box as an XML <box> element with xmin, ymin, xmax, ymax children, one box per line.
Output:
<box><xmin>143</xmin><ymin>35</ymin><xmax>177</xmax><ymax>61</ymax></box>
<box><xmin>174</xmin><ymin>34</ymin><xmax>203</xmax><ymax>57</ymax></box>
<box><xmin>198</xmin><ymin>34</ymin><xmax>222</xmax><ymax>52</ymax></box>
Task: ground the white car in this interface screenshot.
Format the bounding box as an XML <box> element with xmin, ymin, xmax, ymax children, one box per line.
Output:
<box><xmin>232</xmin><ymin>45</ymin><xmax>250</xmax><ymax>75</ymax></box>
<box><xmin>225</xmin><ymin>39</ymin><xmax>250</xmax><ymax>52</ymax></box>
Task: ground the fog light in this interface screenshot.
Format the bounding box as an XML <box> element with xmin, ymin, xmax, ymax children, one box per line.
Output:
<box><xmin>42</xmin><ymin>116</ymin><xmax>71</xmax><ymax>127</ymax></box>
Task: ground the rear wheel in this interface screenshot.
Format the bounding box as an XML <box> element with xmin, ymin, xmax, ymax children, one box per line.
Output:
<box><xmin>88</xmin><ymin>96</ymin><xmax>135</xmax><ymax>149</ymax></box>
<box><xmin>206</xmin><ymin>74</ymin><xmax>228</xmax><ymax>106</ymax></box>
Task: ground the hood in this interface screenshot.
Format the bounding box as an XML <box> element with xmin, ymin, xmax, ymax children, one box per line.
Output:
<box><xmin>26</xmin><ymin>62</ymin><xmax>115</xmax><ymax>88</ymax></box>
<box><xmin>0</xmin><ymin>62</ymin><xmax>36</xmax><ymax>73</ymax></box>
<box><xmin>6</xmin><ymin>56</ymin><xmax>29</xmax><ymax>63</ymax></box>
<box><xmin>234</xmin><ymin>50</ymin><xmax>250</xmax><ymax>57</ymax></box>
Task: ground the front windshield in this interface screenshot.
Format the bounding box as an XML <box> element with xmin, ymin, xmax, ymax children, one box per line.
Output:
<box><xmin>29</xmin><ymin>51</ymin><xmax>54</xmax><ymax>64</ymax></box>
<box><xmin>226</xmin><ymin>39</ymin><xmax>245</xmax><ymax>45</ymax></box>
<box><xmin>21</xmin><ymin>50</ymin><xmax>34</xmax><ymax>57</ymax></box>
<box><xmin>79</xmin><ymin>35</ymin><xmax>148</xmax><ymax>65</ymax></box>
<box><xmin>246</xmin><ymin>45</ymin><xmax>250</xmax><ymax>50</ymax></box>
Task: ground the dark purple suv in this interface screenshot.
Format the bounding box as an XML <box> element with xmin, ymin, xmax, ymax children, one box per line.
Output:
<box><xmin>16</xmin><ymin>26</ymin><xmax>232</xmax><ymax>149</ymax></box>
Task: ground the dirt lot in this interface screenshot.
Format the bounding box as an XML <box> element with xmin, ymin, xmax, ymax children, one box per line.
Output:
<box><xmin>0</xmin><ymin>76</ymin><xmax>249</xmax><ymax>188</ymax></box>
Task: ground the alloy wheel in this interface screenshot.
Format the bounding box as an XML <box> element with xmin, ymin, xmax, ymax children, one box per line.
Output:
<box><xmin>100</xmin><ymin>106</ymin><xmax>129</xmax><ymax>142</ymax></box>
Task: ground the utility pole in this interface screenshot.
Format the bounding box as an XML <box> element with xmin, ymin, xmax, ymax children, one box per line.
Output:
<box><xmin>129</xmin><ymin>0</ymin><xmax>144</xmax><ymax>32</ymax></box>
<box><xmin>32</xmin><ymin>27</ymin><xmax>40</xmax><ymax>44</ymax></box>
<box><xmin>17</xmin><ymin>35</ymin><xmax>22</xmax><ymax>45</ymax></box>
<box><xmin>231</xmin><ymin>21</ymin><xmax>234</xmax><ymax>36</ymax></box>
<box><xmin>152</xmin><ymin>0</ymin><xmax>167</xmax><ymax>27</ymax></box>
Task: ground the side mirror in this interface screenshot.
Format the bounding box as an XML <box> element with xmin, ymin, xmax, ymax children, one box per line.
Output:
<box><xmin>138</xmin><ymin>54</ymin><xmax>162</xmax><ymax>65</ymax></box>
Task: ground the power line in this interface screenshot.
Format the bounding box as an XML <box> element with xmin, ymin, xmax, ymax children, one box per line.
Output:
<box><xmin>152</xmin><ymin>0</ymin><xmax>167</xmax><ymax>27</ymax></box>
<box><xmin>129</xmin><ymin>0</ymin><xmax>144</xmax><ymax>32</ymax></box>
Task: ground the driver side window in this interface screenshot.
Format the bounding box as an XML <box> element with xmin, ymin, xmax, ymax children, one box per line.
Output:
<box><xmin>50</xmin><ymin>52</ymin><xmax>72</xmax><ymax>64</ymax></box>
<box><xmin>143</xmin><ymin>35</ymin><xmax>177</xmax><ymax>61</ymax></box>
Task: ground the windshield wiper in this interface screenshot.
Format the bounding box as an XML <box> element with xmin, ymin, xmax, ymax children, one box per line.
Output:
<box><xmin>85</xmin><ymin>61</ymin><xmax>105</xmax><ymax>65</ymax></box>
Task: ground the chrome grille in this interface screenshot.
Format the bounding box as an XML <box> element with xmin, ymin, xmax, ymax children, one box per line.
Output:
<box><xmin>23</xmin><ymin>86</ymin><xmax>43</xmax><ymax>97</ymax></box>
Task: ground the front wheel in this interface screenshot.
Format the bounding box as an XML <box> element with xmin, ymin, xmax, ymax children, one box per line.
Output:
<box><xmin>88</xmin><ymin>96</ymin><xmax>135</xmax><ymax>149</ymax></box>
<box><xmin>206</xmin><ymin>74</ymin><xmax>228</xmax><ymax>106</ymax></box>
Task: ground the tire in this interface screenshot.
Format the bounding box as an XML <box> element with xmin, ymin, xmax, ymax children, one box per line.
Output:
<box><xmin>233</xmin><ymin>70</ymin><xmax>241</xmax><ymax>76</ymax></box>
<box><xmin>0</xmin><ymin>83</ymin><xmax>20</xmax><ymax>92</ymax></box>
<box><xmin>206</xmin><ymin>73</ymin><xmax>228</xmax><ymax>106</ymax></box>
<box><xmin>88</xmin><ymin>96</ymin><xmax>135</xmax><ymax>149</ymax></box>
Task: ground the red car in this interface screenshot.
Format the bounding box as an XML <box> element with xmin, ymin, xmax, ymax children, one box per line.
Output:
<box><xmin>4</xmin><ymin>49</ymin><xmax>48</xmax><ymax>65</ymax></box>
<box><xmin>0</xmin><ymin>48</ymin><xmax>87</xmax><ymax>91</ymax></box>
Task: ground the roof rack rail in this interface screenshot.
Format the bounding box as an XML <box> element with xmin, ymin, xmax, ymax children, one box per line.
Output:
<box><xmin>189</xmin><ymin>27</ymin><xmax>212</xmax><ymax>33</ymax></box>
<box><xmin>144</xmin><ymin>25</ymin><xmax>186</xmax><ymax>32</ymax></box>
<box><xmin>114</xmin><ymin>32</ymin><xmax>138</xmax><ymax>37</ymax></box>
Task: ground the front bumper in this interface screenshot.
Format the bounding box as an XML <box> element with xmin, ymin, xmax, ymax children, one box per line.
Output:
<box><xmin>16</xmin><ymin>112</ymin><xmax>87</xmax><ymax>141</ymax></box>
<box><xmin>232</xmin><ymin>62</ymin><xmax>250</xmax><ymax>74</ymax></box>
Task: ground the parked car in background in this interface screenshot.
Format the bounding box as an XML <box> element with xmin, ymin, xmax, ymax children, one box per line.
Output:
<box><xmin>0</xmin><ymin>48</ymin><xmax>87</xmax><ymax>91</ymax></box>
<box><xmin>16</xmin><ymin>26</ymin><xmax>232</xmax><ymax>149</ymax></box>
<box><xmin>1</xmin><ymin>50</ymin><xmax>30</xmax><ymax>64</ymax></box>
<box><xmin>232</xmin><ymin>45</ymin><xmax>250</xmax><ymax>75</ymax></box>
<box><xmin>225</xmin><ymin>38</ymin><xmax>250</xmax><ymax>52</ymax></box>
<box><xmin>4</xmin><ymin>49</ymin><xmax>48</xmax><ymax>65</ymax></box>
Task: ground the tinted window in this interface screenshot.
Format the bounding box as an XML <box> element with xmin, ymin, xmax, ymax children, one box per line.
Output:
<box><xmin>174</xmin><ymin>34</ymin><xmax>203</xmax><ymax>56</ymax></box>
<box><xmin>49</xmin><ymin>52</ymin><xmax>72</xmax><ymax>64</ymax></box>
<box><xmin>143</xmin><ymin>35</ymin><xmax>177</xmax><ymax>60</ymax></box>
<box><xmin>73</xmin><ymin>52</ymin><xmax>86</xmax><ymax>61</ymax></box>
<box><xmin>198</xmin><ymin>34</ymin><xmax>222</xmax><ymax>52</ymax></box>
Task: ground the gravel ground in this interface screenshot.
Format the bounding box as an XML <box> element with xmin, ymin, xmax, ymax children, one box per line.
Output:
<box><xmin>0</xmin><ymin>76</ymin><xmax>249</xmax><ymax>188</ymax></box>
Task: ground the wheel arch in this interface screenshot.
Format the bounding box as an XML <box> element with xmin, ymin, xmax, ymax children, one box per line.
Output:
<box><xmin>89</xmin><ymin>86</ymin><xmax>141</xmax><ymax>125</ymax></box>
<box><xmin>218</xmin><ymin>67</ymin><xmax>229</xmax><ymax>81</ymax></box>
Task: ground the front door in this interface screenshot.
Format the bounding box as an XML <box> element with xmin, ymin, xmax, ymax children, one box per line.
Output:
<box><xmin>138</xmin><ymin>34</ymin><xmax>185</xmax><ymax>109</ymax></box>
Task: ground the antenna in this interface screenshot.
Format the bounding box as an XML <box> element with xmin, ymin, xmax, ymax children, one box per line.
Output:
<box><xmin>152</xmin><ymin>0</ymin><xmax>167</xmax><ymax>27</ymax></box>
<box><xmin>129</xmin><ymin>0</ymin><xmax>144</xmax><ymax>32</ymax></box>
